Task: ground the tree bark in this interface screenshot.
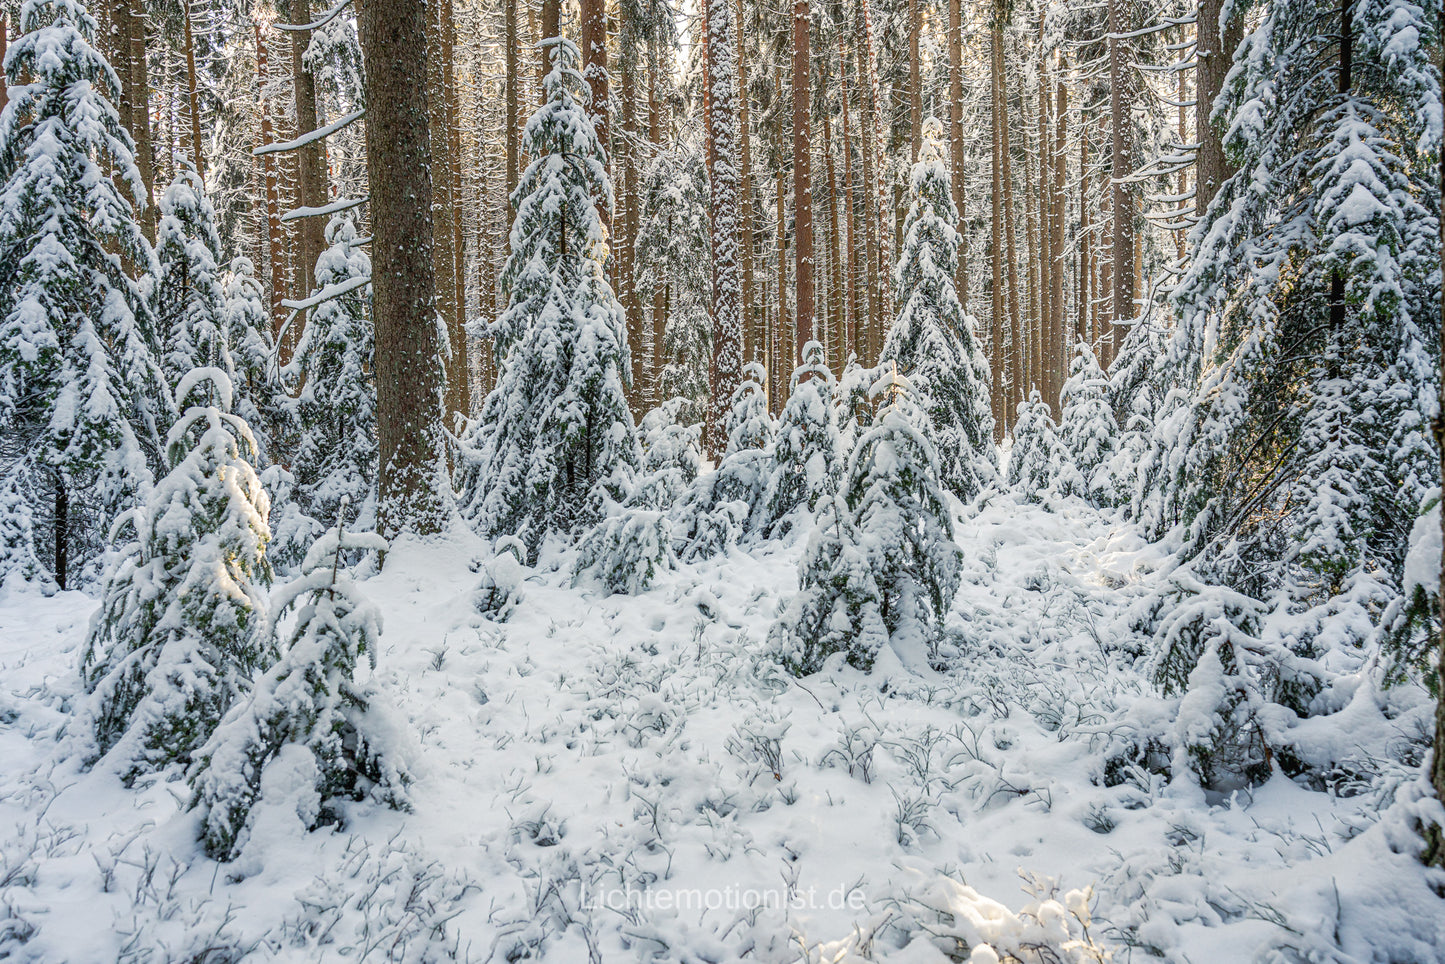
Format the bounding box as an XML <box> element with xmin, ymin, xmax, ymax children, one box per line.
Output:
<box><xmin>908</xmin><ymin>0</ymin><xmax>921</xmax><ymax>164</ymax></box>
<box><xmin>948</xmin><ymin>0</ymin><xmax>967</xmax><ymax>309</ymax></box>
<box><xmin>358</xmin><ymin>0</ymin><xmax>450</xmax><ymax>536</ymax></box>
<box><xmin>860</xmin><ymin>0</ymin><xmax>889</xmax><ymax>357</ymax></box>
<box><xmin>838</xmin><ymin>41</ymin><xmax>858</xmax><ymax>361</ymax></box>
<box><xmin>990</xmin><ymin>14</ymin><xmax>1004</xmax><ymax>433</ymax></box>
<box><xmin>1195</xmin><ymin>0</ymin><xmax>1242</xmax><ymax>216</ymax></box>
<box><xmin>427</xmin><ymin>0</ymin><xmax>465</xmax><ymax>427</ymax></box>
<box><xmin>256</xmin><ymin>25</ymin><xmax>289</xmax><ymax>347</ymax></box>
<box><xmin>705</xmin><ymin>0</ymin><xmax>745</xmax><ymax>457</ymax></box>
<box><xmin>856</xmin><ymin>43</ymin><xmax>878</xmax><ymax>367</ymax></box>
<box><xmin>1431</xmin><ymin>0</ymin><xmax>1445</xmax><ymax>868</ymax></box>
<box><xmin>1001</xmin><ymin>71</ymin><xmax>1020</xmax><ymax>431</ymax></box>
<box><xmin>1051</xmin><ymin>61</ymin><xmax>1067</xmax><ymax>395</ymax></box>
<box><xmin>791</xmin><ymin>0</ymin><xmax>814</xmax><ymax>361</ymax></box>
<box><xmin>128</xmin><ymin>0</ymin><xmax>155</xmax><ymax>240</ymax></box>
<box><xmin>1108</xmin><ymin>0</ymin><xmax>1135</xmax><ymax>361</ymax></box>
<box><xmin>581</xmin><ymin>0</ymin><xmax>609</xmax><ymax>226</ymax></box>
<box><xmin>1</xmin><ymin>13</ymin><xmax>9</xmax><ymax>117</ymax></box>
<box><xmin>181</xmin><ymin>0</ymin><xmax>204</xmax><ymax>179</ymax></box>
<box><xmin>737</xmin><ymin>0</ymin><xmax>757</xmax><ymax>365</ymax></box>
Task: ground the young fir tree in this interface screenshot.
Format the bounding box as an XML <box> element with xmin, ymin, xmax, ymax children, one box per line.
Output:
<box><xmin>671</xmin><ymin>362</ymin><xmax>775</xmax><ymax>559</ymax></box>
<box><xmin>879</xmin><ymin>117</ymin><xmax>995</xmax><ymax>502</ymax></box>
<box><xmin>0</xmin><ymin>472</ymin><xmax>49</xmax><ymax>589</ymax></box>
<box><xmin>1058</xmin><ymin>341</ymin><xmax>1119</xmax><ymax>505</ymax></box>
<box><xmin>841</xmin><ymin>370</ymin><xmax>963</xmax><ymax>660</ymax></box>
<box><xmin>285</xmin><ymin>215</ymin><xmax>377</xmax><ymax>529</ymax></box>
<box><xmin>763</xmin><ymin>342</ymin><xmax>841</xmax><ymax>538</ymax></box>
<box><xmin>458</xmin><ymin>38</ymin><xmax>640</xmax><ymax>561</ymax></box>
<box><xmin>635</xmin><ymin>148</ymin><xmax>712</xmax><ymax>425</ymax></box>
<box><xmin>82</xmin><ymin>369</ymin><xmax>272</xmax><ymax>781</ymax></box>
<box><xmin>151</xmin><ymin>164</ymin><xmax>230</xmax><ymax>392</ymax></box>
<box><xmin>189</xmin><ymin>522</ymin><xmax>409</xmax><ymax>863</ymax></box>
<box><xmin>1105</xmin><ymin>320</ymin><xmax>1168</xmax><ymax>519</ymax></box>
<box><xmin>1008</xmin><ymin>391</ymin><xmax>1078</xmax><ymax>504</ymax></box>
<box><xmin>638</xmin><ymin>398</ymin><xmax>703</xmax><ymax>508</ymax></box>
<box><xmin>223</xmin><ymin>256</ymin><xmax>288</xmax><ymax>467</ymax></box>
<box><xmin>0</xmin><ymin>0</ymin><xmax>169</xmax><ymax>589</ymax></box>
<box><xmin>1152</xmin><ymin>0</ymin><xmax>1440</xmax><ymax>788</ymax></box>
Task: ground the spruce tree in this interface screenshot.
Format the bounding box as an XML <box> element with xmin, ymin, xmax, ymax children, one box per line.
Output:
<box><xmin>285</xmin><ymin>214</ymin><xmax>377</xmax><ymax>528</ymax></box>
<box><xmin>458</xmin><ymin>38</ymin><xmax>640</xmax><ymax>561</ymax></box>
<box><xmin>189</xmin><ymin>523</ymin><xmax>408</xmax><ymax>863</ymax></box>
<box><xmin>1058</xmin><ymin>341</ymin><xmax>1118</xmax><ymax>505</ymax></box>
<box><xmin>1008</xmin><ymin>391</ymin><xmax>1078</xmax><ymax>504</ymax></box>
<box><xmin>0</xmin><ymin>0</ymin><xmax>168</xmax><ymax>588</ymax></box>
<box><xmin>151</xmin><ymin>164</ymin><xmax>229</xmax><ymax>391</ymax></box>
<box><xmin>82</xmin><ymin>368</ymin><xmax>271</xmax><ymax>781</ymax></box>
<box><xmin>763</xmin><ymin>342</ymin><xmax>841</xmax><ymax>538</ymax></box>
<box><xmin>880</xmin><ymin>117</ymin><xmax>995</xmax><ymax>502</ymax></box>
<box><xmin>223</xmin><ymin>255</ymin><xmax>289</xmax><ymax>467</ymax></box>
<box><xmin>1154</xmin><ymin>0</ymin><xmax>1440</xmax><ymax>787</ymax></box>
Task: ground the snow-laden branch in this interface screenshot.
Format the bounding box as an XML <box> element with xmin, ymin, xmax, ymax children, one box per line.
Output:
<box><xmin>280</xmin><ymin>274</ymin><xmax>369</xmax><ymax>312</ymax></box>
<box><xmin>273</xmin><ymin>0</ymin><xmax>352</xmax><ymax>32</ymax></box>
<box><xmin>281</xmin><ymin>196</ymin><xmax>368</xmax><ymax>223</ymax></box>
<box><xmin>254</xmin><ymin>109</ymin><xmax>364</xmax><ymax>157</ymax></box>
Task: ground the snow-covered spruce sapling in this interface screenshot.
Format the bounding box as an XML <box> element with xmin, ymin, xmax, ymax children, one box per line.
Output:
<box><xmin>573</xmin><ymin>500</ymin><xmax>677</xmax><ymax>595</ymax></box>
<box><xmin>284</xmin><ymin>214</ymin><xmax>377</xmax><ymax>529</ymax></box>
<box><xmin>1058</xmin><ymin>340</ymin><xmax>1118</xmax><ymax>506</ymax></box>
<box><xmin>671</xmin><ymin>362</ymin><xmax>775</xmax><ymax>560</ymax></box>
<box><xmin>636</xmin><ymin>398</ymin><xmax>703</xmax><ymax>509</ymax></box>
<box><xmin>224</xmin><ymin>255</ymin><xmax>290</xmax><ymax>467</ymax></box>
<box><xmin>82</xmin><ymin>368</ymin><xmax>272</xmax><ymax>781</ymax></box>
<box><xmin>475</xmin><ymin>535</ymin><xmax>527</xmax><ymax>621</ymax></box>
<box><xmin>1007</xmin><ymin>391</ymin><xmax>1078</xmax><ymax>504</ymax></box>
<box><xmin>0</xmin><ymin>0</ymin><xmax>169</xmax><ymax>586</ymax></box>
<box><xmin>0</xmin><ymin>471</ymin><xmax>52</xmax><ymax>591</ymax></box>
<box><xmin>457</xmin><ymin>38</ymin><xmax>639</xmax><ymax>560</ymax></box>
<box><xmin>880</xmin><ymin>116</ymin><xmax>995</xmax><ymax>503</ymax></box>
<box><xmin>763</xmin><ymin>342</ymin><xmax>841</xmax><ymax>538</ymax></box>
<box><xmin>189</xmin><ymin>516</ymin><xmax>408</xmax><ymax>863</ymax></box>
<box><xmin>842</xmin><ymin>370</ymin><xmax>963</xmax><ymax>662</ymax></box>
<box><xmin>151</xmin><ymin>164</ymin><xmax>230</xmax><ymax>392</ymax></box>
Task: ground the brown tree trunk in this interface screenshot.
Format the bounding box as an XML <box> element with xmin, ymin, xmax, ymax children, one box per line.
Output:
<box><xmin>1</xmin><ymin>13</ymin><xmax>9</xmax><ymax>117</ymax></box>
<box><xmin>541</xmin><ymin>0</ymin><xmax>560</xmax><ymax>47</ymax></box>
<box><xmin>791</xmin><ymin>0</ymin><xmax>814</xmax><ymax>361</ymax></box>
<box><xmin>736</xmin><ymin>0</ymin><xmax>757</xmax><ymax>365</ymax></box>
<box><xmin>908</xmin><ymin>0</ymin><xmax>921</xmax><ymax>164</ymax></box>
<box><xmin>1036</xmin><ymin>43</ymin><xmax>1052</xmax><ymax>404</ymax></box>
<box><xmin>648</xmin><ymin>38</ymin><xmax>667</xmax><ymax>387</ymax></box>
<box><xmin>128</xmin><ymin>0</ymin><xmax>155</xmax><ymax>240</ymax></box>
<box><xmin>581</xmin><ymin>0</ymin><xmax>609</xmax><ymax>226</ymax></box>
<box><xmin>1079</xmin><ymin>116</ymin><xmax>1092</xmax><ymax>345</ymax></box>
<box><xmin>505</xmin><ymin>0</ymin><xmax>519</xmax><ymax>194</ymax></box>
<box><xmin>705</xmin><ymin>0</ymin><xmax>745</xmax><ymax>457</ymax></box>
<box><xmin>838</xmin><ymin>45</ymin><xmax>858</xmax><ymax>362</ymax></box>
<box><xmin>857</xmin><ymin>43</ymin><xmax>878</xmax><ymax>367</ymax></box>
<box><xmin>181</xmin><ymin>0</ymin><xmax>204</xmax><ymax>179</ymax></box>
<box><xmin>287</xmin><ymin>0</ymin><xmax>326</xmax><ymax>300</ymax></box>
<box><xmin>1001</xmin><ymin>77</ymin><xmax>1020</xmax><ymax>431</ymax></box>
<box><xmin>1195</xmin><ymin>0</ymin><xmax>1242</xmax><ymax>216</ymax></box>
<box><xmin>620</xmin><ymin>57</ymin><xmax>646</xmax><ymax>412</ymax></box>
<box><xmin>989</xmin><ymin>15</ymin><xmax>1004</xmax><ymax>433</ymax></box>
<box><xmin>1051</xmin><ymin>63</ymin><xmax>1067</xmax><ymax>390</ymax></box>
<box><xmin>1108</xmin><ymin>0</ymin><xmax>1135</xmax><ymax>363</ymax></box>
<box><xmin>427</xmin><ymin>0</ymin><xmax>465</xmax><ymax>427</ymax></box>
<box><xmin>860</xmin><ymin>0</ymin><xmax>889</xmax><ymax>357</ymax></box>
<box><xmin>358</xmin><ymin>0</ymin><xmax>450</xmax><ymax>536</ymax></box>
<box><xmin>1431</xmin><ymin>4</ymin><xmax>1445</xmax><ymax>866</ymax></box>
<box><xmin>823</xmin><ymin>99</ymin><xmax>843</xmax><ymax>366</ymax></box>
<box><xmin>948</xmin><ymin>0</ymin><xmax>967</xmax><ymax>308</ymax></box>
<box><xmin>256</xmin><ymin>25</ymin><xmax>288</xmax><ymax>346</ymax></box>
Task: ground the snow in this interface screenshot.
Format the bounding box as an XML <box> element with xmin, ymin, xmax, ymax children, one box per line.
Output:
<box><xmin>1</xmin><ymin>491</ymin><xmax>1440</xmax><ymax>961</ymax></box>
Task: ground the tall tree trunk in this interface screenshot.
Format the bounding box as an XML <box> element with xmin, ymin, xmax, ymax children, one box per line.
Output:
<box><xmin>287</xmin><ymin>0</ymin><xmax>326</xmax><ymax>300</ymax></box>
<box><xmin>705</xmin><ymin>0</ymin><xmax>744</xmax><ymax>458</ymax></box>
<box><xmin>358</xmin><ymin>0</ymin><xmax>450</xmax><ymax>536</ymax></box>
<box><xmin>446</xmin><ymin>0</ymin><xmax>467</xmax><ymax>414</ymax></box>
<box><xmin>1108</xmin><ymin>0</ymin><xmax>1135</xmax><ymax>364</ymax></box>
<box><xmin>581</xmin><ymin>0</ymin><xmax>608</xmax><ymax>227</ymax></box>
<box><xmin>908</xmin><ymin>0</ymin><xmax>921</xmax><ymax>164</ymax></box>
<box><xmin>736</xmin><ymin>0</ymin><xmax>757</xmax><ymax>365</ymax></box>
<box><xmin>128</xmin><ymin>0</ymin><xmax>155</xmax><ymax>240</ymax></box>
<box><xmin>1430</xmin><ymin>0</ymin><xmax>1445</xmax><ymax>869</ymax></box>
<box><xmin>541</xmin><ymin>0</ymin><xmax>559</xmax><ymax>47</ymax></box>
<box><xmin>1</xmin><ymin>13</ymin><xmax>9</xmax><ymax>117</ymax></box>
<box><xmin>505</xmin><ymin>0</ymin><xmax>519</xmax><ymax>194</ymax></box>
<box><xmin>1051</xmin><ymin>61</ymin><xmax>1067</xmax><ymax>393</ymax></box>
<box><xmin>857</xmin><ymin>43</ymin><xmax>878</xmax><ymax>367</ymax></box>
<box><xmin>181</xmin><ymin>0</ymin><xmax>204</xmax><ymax>179</ymax></box>
<box><xmin>791</xmin><ymin>0</ymin><xmax>814</xmax><ymax>360</ymax></box>
<box><xmin>256</xmin><ymin>25</ymin><xmax>288</xmax><ymax>346</ymax></box>
<box><xmin>1079</xmin><ymin>116</ymin><xmax>1092</xmax><ymax>345</ymax></box>
<box><xmin>1001</xmin><ymin>76</ymin><xmax>1020</xmax><ymax>431</ymax></box>
<box><xmin>948</xmin><ymin>0</ymin><xmax>967</xmax><ymax>308</ymax></box>
<box><xmin>52</xmin><ymin>474</ymin><xmax>67</xmax><ymax>592</ymax></box>
<box><xmin>620</xmin><ymin>57</ymin><xmax>646</xmax><ymax>412</ymax></box>
<box><xmin>1195</xmin><ymin>0</ymin><xmax>1242</xmax><ymax>216</ymax></box>
<box><xmin>1036</xmin><ymin>41</ymin><xmax>1052</xmax><ymax>402</ymax></box>
<box><xmin>427</xmin><ymin>0</ymin><xmax>464</xmax><ymax>427</ymax></box>
<box><xmin>838</xmin><ymin>42</ymin><xmax>858</xmax><ymax>361</ymax></box>
<box><xmin>649</xmin><ymin>38</ymin><xmax>667</xmax><ymax>388</ymax></box>
<box><xmin>823</xmin><ymin>97</ymin><xmax>843</xmax><ymax>366</ymax></box>
<box><xmin>859</xmin><ymin>0</ymin><xmax>889</xmax><ymax>357</ymax></box>
<box><xmin>989</xmin><ymin>14</ymin><xmax>1004</xmax><ymax>433</ymax></box>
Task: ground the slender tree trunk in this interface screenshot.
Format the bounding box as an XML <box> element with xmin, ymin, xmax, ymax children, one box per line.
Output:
<box><xmin>1108</xmin><ymin>0</ymin><xmax>1135</xmax><ymax>363</ymax></box>
<box><xmin>52</xmin><ymin>474</ymin><xmax>68</xmax><ymax>592</ymax></box>
<box><xmin>427</xmin><ymin>0</ymin><xmax>464</xmax><ymax>427</ymax></box>
<box><xmin>948</xmin><ymin>0</ymin><xmax>967</xmax><ymax>308</ymax></box>
<box><xmin>823</xmin><ymin>98</ymin><xmax>843</xmax><ymax>367</ymax></box>
<box><xmin>736</xmin><ymin>0</ymin><xmax>757</xmax><ymax>364</ymax></box>
<box><xmin>541</xmin><ymin>0</ymin><xmax>559</xmax><ymax>49</ymax></box>
<box><xmin>287</xmin><ymin>0</ymin><xmax>326</xmax><ymax>300</ymax></box>
<box><xmin>581</xmin><ymin>0</ymin><xmax>608</xmax><ymax>226</ymax></box>
<box><xmin>128</xmin><ymin>0</ymin><xmax>155</xmax><ymax>240</ymax></box>
<box><xmin>705</xmin><ymin>0</ymin><xmax>745</xmax><ymax>458</ymax></box>
<box><xmin>1001</xmin><ymin>81</ymin><xmax>1020</xmax><ymax>431</ymax></box>
<box><xmin>620</xmin><ymin>57</ymin><xmax>646</xmax><ymax>412</ymax></box>
<box><xmin>1430</xmin><ymin>0</ymin><xmax>1445</xmax><ymax>868</ymax></box>
<box><xmin>446</xmin><ymin>0</ymin><xmax>468</xmax><ymax>414</ymax></box>
<box><xmin>1195</xmin><ymin>0</ymin><xmax>1242</xmax><ymax>216</ymax></box>
<box><xmin>358</xmin><ymin>0</ymin><xmax>450</xmax><ymax>536</ymax></box>
<box><xmin>1051</xmin><ymin>62</ymin><xmax>1067</xmax><ymax>389</ymax></box>
<box><xmin>839</xmin><ymin>45</ymin><xmax>858</xmax><ymax>362</ymax></box>
<box><xmin>505</xmin><ymin>0</ymin><xmax>519</xmax><ymax>195</ymax></box>
<box><xmin>857</xmin><ymin>43</ymin><xmax>878</xmax><ymax>367</ymax></box>
<box><xmin>909</xmin><ymin>0</ymin><xmax>921</xmax><ymax>164</ymax></box>
<box><xmin>256</xmin><ymin>25</ymin><xmax>288</xmax><ymax>345</ymax></box>
<box><xmin>792</xmin><ymin>0</ymin><xmax>814</xmax><ymax>361</ymax></box>
<box><xmin>180</xmin><ymin>1</ymin><xmax>204</xmax><ymax>178</ymax></box>
<box><xmin>649</xmin><ymin>37</ymin><xmax>667</xmax><ymax>388</ymax></box>
<box><xmin>1079</xmin><ymin>116</ymin><xmax>1092</xmax><ymax>345</ymax></box>
<box><xmin>1024</xmin><ymin>129</ymin><xmax>1040</xmax><ymax>397</ymax></box>
<box><xmin>0</xmin><ymin>13</ymin><xmax>9</xmax><ymax>117</ymax></box>
<box><xmin>990</xmin><ymin>14</ymin><xmax>1004</xmax><ymax>432</ymax></box>
<box><xmin>860</xmin><ymin>0</ymin><xmax>889</xmax><ymax>356</ymax></box>
<box><xmin>1036</xmin><ymin>42</ymin><xmax>1052</xmax><ymax>402</ymax></box>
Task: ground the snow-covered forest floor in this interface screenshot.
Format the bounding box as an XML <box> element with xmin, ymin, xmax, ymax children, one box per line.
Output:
<box><xmin>1</xmin><ymin>493</ymin><xmax>1441</xmax><ymax>963</ymax></box>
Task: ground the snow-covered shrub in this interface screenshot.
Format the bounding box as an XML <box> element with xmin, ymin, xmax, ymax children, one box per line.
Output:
<box><xmin>82</xmin><ymin>368</ymin><xmax>272</xmax><ymax>781</ymax></box>
<box><xmin>475</xmin><ymin>535</ymin><xmax>527</xmax><ymax>621</ymax></box>
<box><xmin>637</xmin><ymin>398</ymin><xmax>703</xmax><ymax>509</ymax></box>
<box><xmin>259</xmin><ymin>464</ymin><xmax>325</xmax><ymax>575</ymax></box>
<box><xmin>762</xmin><ymin>342</ymin><xmax>840</xmax><ymax>538</ymax></box>
<box><xmin>189</xmin><ymin>523</ymin><xmax>409</xmax><ymax>862</ymax></box>
<box><xmin>1379</xmin><ymin>492</ymin><xmax>1440</xmax><ymax>692</ymax></box>
<box><xmin>1058</xmin><ymin>340</ymin><xmax>1118</xmax><ymax>505</ymax></box>
<box><xmin>151</xmin><ymin>164</ymin><xmax>229</xmax><ymax>392</ymax></box>
<box><xmin>0</xmin><ymin>472</ymin><xmax>51</xmax><ymax>591</ymax></box>
<box><xmin>1008</xmin><ymin>391</ymin><xmax>1077</xmax><ymax>503</ymax></box>
<box><xmin>573</xmin><ymin>503</ymin><xmax>676</xmax><ymax>595</ymax></box>
<box><xmin>224</xmin><ymin>255</ymin><xmax>290</xmax><ymax>466</ymax></box>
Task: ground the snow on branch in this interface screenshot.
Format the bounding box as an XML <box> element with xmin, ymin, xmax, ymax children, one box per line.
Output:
<box><xmin>254</xmin><ymin>109</ymin><xmax>364</xmax><ymax>157</ymax></box>
<box><xmin>280</xmin><ymin>274</ymin><xmax>369</xmax><ymax>312</ymax></box>
<box><xmin>281</xmin><ymin>196</ymin><xmax>368</xmax><ymax>223</ymax></box>
<box><xmin>273</xmin><ymin>0</ymin><xmax>352</xmax><ymax>31</ymax></box>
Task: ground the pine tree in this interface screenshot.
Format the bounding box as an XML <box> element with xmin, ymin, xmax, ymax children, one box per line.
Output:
<box><xmin>1058</xmin><ymin>340</ymin><xmax>1118</xmax><ymax>505</ymax></box>
<box><xmin>0</xmin><ymin>0</ymin><xmax>169</xmax><ymax>588</ymax></box>
<box><xmin>189</xmin><ymin>522</ymin><xmax>408</xmax><ymax>863</ymax></box>
<box><xmin>82</xmin><ymin>368</ymin><xmax>271</xmax><ymax>781</ymax></box>
<box><xmin>635</xmin><ymin>148</ymin><xmax>712</xmax><ymax>422</ymax></box>
<box><xmin>1008</xmin><ymin>391</ymin><xmax>1078</xmax><ymax>504</ymax></box>
<box><xmin>151</xmin><ymin>164</ymin><xmax>229</xmax><ymax>391</ymax></box>
<box><xmin>458</xmin><ymin>38</ymin><xmax>640</xmax><ymax>561</ymax></box>
<box><xmin>763</xmin><ymin>342</ymin><xmax>841</xmax><ymax>538</ymax></box>
<box><xmin>285</xmin><ymin>215</ymin><xmax>377</xmax><ymax>529</ymax></box>
<box><xmin>880</xmin><ymin>117</ymin><xmax>995</xmax><ymax>503</ymax></box>
<box><xmin>842</xmin><ymin>370</ymin><xmax>963</xmax><ymax>661</ymax></box>
<box><xmin>1153</xmin><ymin>0</ymin><xmax>1440</xmax><ymax>788</ymax></box>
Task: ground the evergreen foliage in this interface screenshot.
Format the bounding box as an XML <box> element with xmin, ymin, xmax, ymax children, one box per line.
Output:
<box><xmin>152</xmin><ymin>164</ymin><xmax>229</xmax><ymax>391</ymax></box>
<box><xmin>763</xmin><ymin>342</ymin><xmax>840</xmax><ymax>538</ymax></box>
<box><xmin>1008</xmin><ymin>391</ymin><xmax>1077</xmax><ymax>503</ymax></box>
<box><xmin>880</xmin><ymin>117</ymin><xmax>995</xmax><ymax>502</ymax></box>
<box><xmin>1058</xmin><ymin>341</ymin><xmax>1118</xmax><ymax>505</ymax></box>
<box><xmin>223</xmin><ymin>255</ymin><xmax>288</xmax><ymax>466</ymax></box>
<box><xmin>190</xmin><ymin>523</ymin><xmax>409</xmax><ymax>862</ymax></box>
<box><xmin>82</xmin><ymin>369</ymin><xmax>271</xmax><ymax>781</ymax></box>
<box><xmin>458</xmin><ymin>38</ymin><xmax>640</xmax><ymax>561</ymax></box>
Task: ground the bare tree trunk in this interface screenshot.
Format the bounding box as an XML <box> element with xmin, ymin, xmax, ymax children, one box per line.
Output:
<box><xmin>620</xmin><ymin>57</ymin><xmax>646</xmax><ymax>412</ymax></box>
<box><xmin>1108</xmin><ymin>0</ymin><xmax>1135</xmax><ymax>364</ymax></box>
<box><xmin>908</xmin><ymin>0</ymin><xmax>921</xmax><ymax>164</ymax></box>
<box><xmin>856</xmin><ymin>43</ymin><xmax>878</xmax><ymax>367</ymax></box>
<box><xmin>581</xmin><ymin>0</ymin><xmax>608</xmax><ymax>227</ymax></box>
<box><xmin>128</xmin><ymin>0</ymin><xmax>155</xmax><ymax>240</ymax></box>
<box><xmin>839</xmin><ymin>46</ymin><xmax>858</xmax><ymax>362</ymax></box>
<box><xmin>989</xmin><ymin>14</ymin><xmax>1004</xmax><ymax>433</ymax></box>
<box><xmin>0</xmin><ymin>13</ymin><xmax>9</xmax><ymax>117</ymax></box>
<box><xmin>505</xmin><ymin>0</ymin><xmax>519</xmax><ymax>195</ymax></box>
<box><xmin>256</xmin><ymin>25</ymin><xmax>288</xmax><ymax>347</ymax></box>
<box><xmin>1431</xmin><ymin>4</ymin><xmax>1445</xmax><ymax>867</ymax></box>
<box><xmin>947</xmin><ymin>0</ymin><xmax>967</xmax><ymax>308</ymax></box>
<box><xmin>823</xmin><ymin>97</ymin><xmax>843</xmax><ymax>367</ymax></box>
<box><xmin>1024</xmin><ymin>127</ymin><xmax>1040</xmax><ymax>397</ymax></box>
<box><xmin>181</xmin><ymin>1</ymin><xmax>204</xmax><ymax>178</ymax></box>
<box><xmin>427</xmin><ymin>0</ymin><xmax>464</xmax><ymax>427</ymax></box>
<box><xmin>859</xmin><ymin>0</ymin><xmax>889</xmax><ymax>357</ymax></box>
<box><xmin>705</xmin><ymin>0</ymin><xmax>745</xmax><ymax>457</ymax></box>
<box><xmin>288</xmin><ymin>0</ymin><xmax>327</xmax><ymax>300</ymax></box>
<box><xmin>736</xmin><ymin>0</ymin><xmax>757</xmax><ymax>365</ymax></box>
<box><xmin>1036</xmin><ymin>42</ymin><xmax>1052</xmax><ymax>403</ymax></box>
<box><xmin>1001</xmin><ymin>79</ymin><xmax>1020</xmax><ymax>431</ymax></box>
<box><xmin>649</xmin><ymin>38</ymin><xmax>667</xmax><ymax>387</ymax></box>
<box><xmin>541</xmin><ymin>0</ymin><xmax>559</xmax><ymax>49</ymax></box>
<box><xmin>358</xmin><ymin>0</ymin><xmax>450</xmax><ymax>536</ymax></box>
<box><xmin>792</xmin><ymin>0</ymin><xmax>814</xmax><ymax>361</ymax></box>
<box><xmin>1195</xmin><ymin>0</ymin><xmax>1241</xmax><ymax>216</ymax></box>
<box><xmin>1079</xmin><ymin>115</ymin><xmax>1092</xmax><ymax>345</ymax></box>
<box><xmin>1051</xmin><ymin>61</ymin><xmax>1066</xmax><ymax>390</ymax></box>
